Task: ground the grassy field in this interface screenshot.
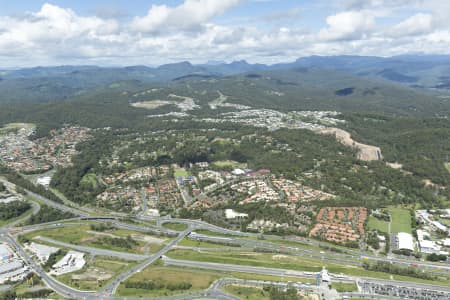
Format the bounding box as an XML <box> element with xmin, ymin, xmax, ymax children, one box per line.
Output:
<box><xmin>22</xmin><ymin>224</ymin><xmax>92</xmax><ymax>244</ymax></box>
<box><xmin>192</xmin><ymin>231</ymin><xmax>361</xmax><ymax>259</ymax></box>
<box><xmin>212</xmin><ymin>160</ymin><xmax>247</xmax><ymax>169</ymax></box>
<box><xmin>166</xmin><ymin>249</ymin><xmax>449</xmax><ymax>286</ymax></box>
<box><xmin>178</xmin><ymin>238</ymin><xmax>239</xmax><ymax>248</ymax></box>
<box><xmin>12</xmin><ymin>275</ymin><xmax>54</xmax><ymax>298</ymax></box>
<box><xmin>163</xmin><ymin>222</ymin><xmax>188</xmax><ymax>231</ymax></box>
<box><xmin>21</xmin><ymin>224</ymin><xmax>167</xmax><ymax>254</ymax></box>
<box><xmin>80</xmin><ymin>173</ymin><xmax>98</xmax><ymax>188</ymax></box>
<box><xmin>388</xmin><ymin>207</ymin><xmax>412</xmax><ymax>233</ymax></box>
<box><xmin>227</xmin><ymin>272</ymin><xmax>313</xmax><ymax>283</ymax></box>
<box><xmin>194</xmin><ymin>229</ymin><xmax>242</xmax><ymax>238</ymax></box>
<box><xmin>331</xmin><ymin>282</ymin><xmax>358</xmax><ymax>292</ymax></box>
<box><xmin>224</xmin><ymin>285</ymin><xmax>270</xmax><ymax>300</ymax></box>
<box><xmin>0</xmin><ymin>123</ymin><xmax>35</xmax><ymax>134</ymax></box>
<box><xmin>116</xmin><ymin>265</ymin><xmax>220</xmax><ymax>298</ymax></box>
<box><xmin>57</xmin><ymin>256</ymin><xmax>136</xmax><ymax>291</ymax></box>
<box><xmin>116</xmin><ymin>261</ymin><xmax>314</xmax><ymax>298</ymax></box>
<box><xmin>445</xmin><ymin>163</ymin><xmax>450</xmax><ymax>173</ymax></box>
<box><xmin>174</xmin><ymin>168</ymin><xmax>190</xmax><ymax>178</ymax></box>
<box><xmin>438</xmin><ymin>217</ymin><xmax>450</xmax><ymax>227</ymax></box>
<box><xmin>366</xmin><ymin>215</ymin><xmax>389</xmax><ymax>233</ymax></box>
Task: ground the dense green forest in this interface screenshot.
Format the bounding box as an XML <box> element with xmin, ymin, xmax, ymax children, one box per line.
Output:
<box><xmin>343</xmin><ymin>113</ymin><xmax>450</xmax><ymax>186</ymax></box>
<box><xmin>25</xmin><ymin>205</ymin><xmax>75</xmax><ymax>225</ymax></box>
<box><xmin>0</xmin><ymin>201</ymin><xmax>31</xmax><ymax>220</ymax></box>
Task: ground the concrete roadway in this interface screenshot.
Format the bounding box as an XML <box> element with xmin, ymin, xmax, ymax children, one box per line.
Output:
<box><xmin>162</xmin><ymin>257</ymin><xmax>450</xmax><ymax>294</ymax></box>
<box><xmin>147</xmin><ymin>216</ymin><xmax>450</xmax><ymax>274</ymax></box>
<box><xmin>100</xmin><ymin>227</ymin><xmax>194</xmax><ymax>297</ymax></box>
<box><xmin>3</xmin><ymin>178</ymin><xmax>450</xmax><ymax>299</ymax></box>
<box><xmin>14</xmin><ymin>178</ymin><xmax>450</xmax><ymax>275</ymax></box>
<box><xmin>188</xmin><ymin>233</ymin><xmax>450</xmax><ymax>278</ymax></box>
<box><xmin>25</xmin><ymin>190</ymin><xmax>90</xmax><ymax>218</ymax></box>
<box><xmin>162</xmin><ymin>256</ymin><xmax>318</xmax><ymax>280</ymax></box>
<box><xmin>0</xmin><ymin>234</ymin><xmax>96</xmax><ymax>299</ymax></box>
<box><xmin>0</xmin><ymin>228</ymin><xmax>210</xmax><ymax>300</ymax></box>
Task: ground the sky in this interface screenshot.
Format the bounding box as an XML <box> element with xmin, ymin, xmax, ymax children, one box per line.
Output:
<box><xmin>1</xmin><ymin>0</ymin><xmax>450</xmax><ymax>67</ymax></box>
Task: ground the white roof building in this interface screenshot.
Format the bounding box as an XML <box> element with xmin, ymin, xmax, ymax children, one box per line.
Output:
<box><xmin>225</xmin><ymin>209</ymin><xmax>248</xmax><ymax>219</ymax></box>
<box><xmin>432</xmin><ymin>221</ymin><xmax>448</xmax><ymax>232</ymax></box>
<box><xmin>27</xmin><ymin>242</ymin><xmax>59</xmax><ymax>264</ymax></box>
<box><xmin>0</xmin><ymin>261</ymin><xmax>22</xmax><ymax>275</ymax></box>
<box><xmin>419</xmin><ymin>240</ymin><xmax>441</xmax><ymax>254</ymax></box>
<box><xmin>395</xmin><ymin>232</ymin><xmax>414</xmax><ymax>252</ymax></box>
<box><xmin>0</xmin><ymin>261</ymin><xmax>28</xmax><ymax>284</ymax></box>
<box><xmin>51</xmin><ymin>251</ymin><xmax>85</xmax><ymax>276</ymax></box>
<box><xmin>0</xmin><ymin>244</ymin><xmax>13</xmax><ymax>262</ymax></box>
<box><xmin>320</xmin><ymin>267</ymin><xmax>331</xmax><ymax>282</ymax></box>
<box><xmin>232</xmin><ymin>168</ymin><xmax>245</xmax><ymax>175</ymax></box>
<box><xmin>147</xmin><ymin>209</ymin><xmax>160</xmax><ymax>217</ymax></box>
<box><xmin>36</xmin><ymin>176</ymin><xmax>51</xmax><ymax>187</ymax></box>
<box><xmin>442</xmin><ymin>238</ymin><xmax>450</xmax><ymax>247</ymax></box>
<box><xmin>416</xmin><ymin>229</ymin><xmax>431</xmax><ymax>241</ymax></box>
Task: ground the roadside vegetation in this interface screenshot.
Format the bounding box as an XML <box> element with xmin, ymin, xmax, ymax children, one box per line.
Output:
<box><xmin>166</xmin><ymin>249</ymin><xmax>450</xmax><ymax>286</ymax></box>
<box><xmin>117</xmin><ymin>263</ymin><xmax>220</xmax><ymax>298</ymax></box>
<box><xmin>25</xmin><ymin>204</ymin><xmax>75</xmax><ymax>225</ymax></box>
<box><xmin>57</xmin><ymin>256</ymin><xmax>136</xmax><ymax>291</ymax></box>
<box><xmin>0</xmin><ymin>201</ymin><xmax>31</xmax><ymax>222</ymax></box>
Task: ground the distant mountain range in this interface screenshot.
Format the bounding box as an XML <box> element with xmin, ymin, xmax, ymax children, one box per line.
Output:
<box><xmin>1</xmin><ymin>55</ymin><xmax>450</xmax><ymax>112</ymax></box>
<box><xmin>3</xmin><ymin>54</ymin><xmax>450</xmax><ymax>87</ymax></box>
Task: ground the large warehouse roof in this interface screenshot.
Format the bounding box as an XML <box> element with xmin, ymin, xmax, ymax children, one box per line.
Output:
<box><xmin>396</xmin><ymin>232</ymin><xmax>414</xmax><ymax>252</ymax></box>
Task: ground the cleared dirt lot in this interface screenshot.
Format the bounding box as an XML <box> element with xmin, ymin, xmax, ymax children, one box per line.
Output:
<box><xmin>316</xmin><ymin>128</ymin><xmax>382</xmax><ymax>161</ymax></box>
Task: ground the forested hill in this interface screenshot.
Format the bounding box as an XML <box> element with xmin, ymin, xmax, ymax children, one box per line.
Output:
<box><xmin>170</xmin><ymin>68</ymin><xmax>450</xmax><ymax>116</ymax></box>
<box><xmin>2</xmin><ymin>54</ymin><xmax>450</xmax><ymax>106</ymax></box>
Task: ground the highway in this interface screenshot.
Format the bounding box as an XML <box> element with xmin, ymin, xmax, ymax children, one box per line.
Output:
<box><xmin>101</xmin><ymin>226</ymin><xmax>193</xmax><ymax>297</ymax></box>
<box><xmin>0</xmin><ymin>235</ymin><xmax>95</xmax><ymax>299</ymax></box>
<box><xmin>17</xmin><ymin>178</ymin><xmax>450</xmax><ymax>275</ymax></box>
<box><xmin>2</xmin><ymin>177</ymin><xmax>450</xmax><ymax>299</ymax></box>
<box><xmin>25</xmin><ymin>190</ymin><xmax>91</xmax><ymax>218</ymax></box>
<box><xmin>162</xmin><ymin>256</ymin><xmax>450</xmax><ymax>294</ymax></box>
<box><xmin>162</xmin><ymin>256</ymin><xmax>314</xmax><ymax>279</ymax></box>
<box><xmin>208</xmin><ymin>278</ymin><xmax>340</xmax><ymax>300</ymax></box>
<box><xmin>187</xmin><ymin>233</ymin><xmax>450</xmax><ymax>277</ymax></box>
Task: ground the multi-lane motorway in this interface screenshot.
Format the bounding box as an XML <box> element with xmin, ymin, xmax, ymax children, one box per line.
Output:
<box><xmin>1</xmin><ymin>178</ymin><xmax>450</xmax><ymax>300</ymax></box>
<box><xmin>101</xmin><ymin>227</ymin><xmax>193</xmax><ymax>297</ymax></box>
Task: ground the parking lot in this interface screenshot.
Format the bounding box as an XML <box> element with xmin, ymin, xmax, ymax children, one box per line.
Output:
<box><xmin>360</xmin><ymin>281</ymin><xmax>449</xmax><ymax>300</ymax></box>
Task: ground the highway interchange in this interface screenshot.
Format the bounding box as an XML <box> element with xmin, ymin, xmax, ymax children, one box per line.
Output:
<box><xmin>1</xmin><ymin>178</ymin><xmax>450</xmax><ymax>300</ymax></box>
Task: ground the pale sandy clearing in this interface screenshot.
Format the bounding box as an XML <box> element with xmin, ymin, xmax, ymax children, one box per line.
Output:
<box><xmin>316</xmin><ymin>128</ymin><xmax>382</xmax><ymax>161</ymax></box>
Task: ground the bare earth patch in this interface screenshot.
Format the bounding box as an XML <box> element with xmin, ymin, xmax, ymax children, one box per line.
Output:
<box><xmin>316</xmin><ymin>128</ymin><xmax>382</xmax><ymax>161</ymax></box>
<box><xmin>386</xmin><ymin>162</ymin><xmax>403</xmax><ymax>169</ymax></box>
<box><xmin>131</xmin><ymin>100</ymin><xmax>172</xmax><ymax>110</ymax></box>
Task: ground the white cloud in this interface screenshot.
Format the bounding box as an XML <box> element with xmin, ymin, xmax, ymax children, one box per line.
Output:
<box><xmin>0</xmin><ymin>3</ymin><xmax>119</xmax><ymax>58</ymax></box>
<box><xmin>389</xmin><ymin>13</ymin><xmax>435</xmax><ymax>37</ymax></box>
<box><xmin>344</xmin><ymin>0</ymin><xmax>423</xmax><ymax>10</ymax></box>
<box><xmin>0</xmin><ymin>1</ymin><xmax>450</xmax><ymax>67</ymax></box>
<box><xmin>130</xmin><ymin>0</ymin><xmax>241</xmax><ymax>33</ymax></box>
<box><xmin>318</xmin><ymin>11</ymin><xmax>375</xmax><ymax>41</ymax></box>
